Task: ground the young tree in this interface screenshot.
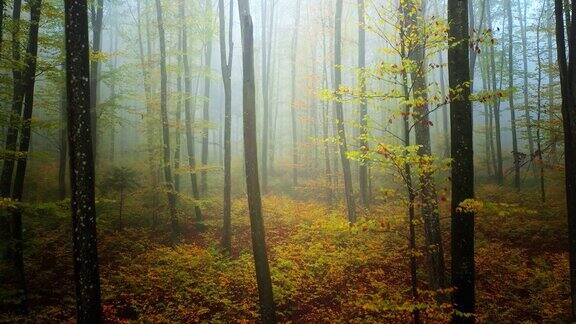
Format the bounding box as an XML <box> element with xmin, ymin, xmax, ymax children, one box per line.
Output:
<box><xmin>506</xmin><ymin>0</ymin><xmax>521</xmax><ymax>189</ymax></box>
<box><xmin>64</xmin><ymin>0</ymin><xmax>103</xmax><ymax>320</ymax></box>
<box><xmin>553</xmin><ymin>0</ymin><xmax>576</xmax><ymax>318</ymax></box>
<box><xmin>358</xmin><ymin>0</ymin><xmax>369</xmax><ymax>208</ymax></box>
<box><xmin>155</xmin><ymin>0</ymin><xmax>178</xmax><ymax>239</ymax></box>
<box><xmin>180</xmin><ymin>0</ymin><xmax>203</xmax><ymax>223</ymax></box>
<box><xmin>201</xmin><ymin>0</ymin><xmax>214</xmax><ymax>195</ymax></box>
<box><xmin>238</xmin><ymin>0</ymin><xmax>277</xmax><ymax>321</ymax></box>
<box><xmin>448</xmin><ymin>0</ymin><xmax>475</xmax><ymax>319</ymax></box>
<box><xmin>335</xmin><ymin>0</ymin><xmax>357</xmax><ymax>224</ymax></box>
<box><xmin>218</xmin><ymin>0</ymin><xmax>234</xmax><ymax>254</ymax></box>
<box><xmin>89</xmin><ymin>0</ymin><xmax>104</xmax><ymax>158</ymax></box>
<box><xmin>290</xmin><ymin>0</ymin><xmax>301</xmax><ymax>187</ymax></box>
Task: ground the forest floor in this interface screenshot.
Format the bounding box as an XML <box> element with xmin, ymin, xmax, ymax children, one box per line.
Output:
<box><xmin>0</xmin><ymin>181</ymin><xmax>571</xmax><ymax>323</ymax></box>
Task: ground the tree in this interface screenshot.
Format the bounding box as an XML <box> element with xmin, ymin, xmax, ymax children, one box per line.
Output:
<box><xmin>0</xmin><ymin>0</ymin><xmax>23</xmax><ymax>199</ymax></box>
<box><xmin>553</xmin><ymin>0</ymin><xmax>576</xmax><ymax>318</ymax></box>
<box><xmin>358</xmin><ymin>0</ymin><xmax>369</xmax><ymax>208</ymax></box>
<box><xmin>89</xmin><ymin>0</ymin><xmax>104</xmax><ymax>159</ymax></box>
<box><xmin>334</xmin><ymin>0</ymin><xmax>357</xmax><ymax>224</ymax></box>
<box><xmin>448</xmin><ymin>0</ymin><xmax>475</xmax><ymax>319</ymax></box>
<box><xmin>155</xmin><ymin>0</ymin><xmax>178</xmax><ymax>240</ymax></box>
<box><xmin>101</xmin><ymin>167</ymin><xmax>139</xmax><ymax>230</ymax></box>
<box><xmin>290</xmin><ymin>0</ymin><xmax>301</xmax><ymax>187</ymax></box>
<box><xmin>238</xmin><ymin>0</ymin><xmax>277</xmax><ymax>322</ymax></box>
<box><xmin>180</xmin><ymin>0</ymin><xmax>203</xmax><ymax>223</ymax></box>
<box><xmin>506</xmin><ymin>0</ymin><xmax>521</xmax><ymax>189</ymax></box>
<box><xmin>201</xmin><ymin>0</ymin><xmax>214</xmax><ymax>195</ymax></box>
<box><xmin>218</xmin><ymin>0</ymin><xmax>233</xmax><ymax>254</ymax></box>
<box><xmin>64</xmin><ymin>0</ymin><xmax>103</xmax><ymax>320</ymax></box>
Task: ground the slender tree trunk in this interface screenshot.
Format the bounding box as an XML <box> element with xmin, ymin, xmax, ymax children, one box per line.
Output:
<box><xmin>0</xmin><ymin>0</ymin><xmax>23</xmax><ymax>199</ymax></box>
<box><xmin>506</xmin><ymin>0</ymin><xmax>521</xmax><ymax>189</ymax></box>
<box><xmin>553</xmin><ymin>0</ymin><xmax>576</xmax><ymax>318</ymax></box>
<box><xmin>218</xmin><ymin>0</ymin><xmax>233</xmax><ymax>254</ymax></box>
<box><xmin>89</xmin><ymin>0</ymin><xmax>104</xmax><ymax>160</ymax></box>
<box><xmin>547</xmin><ymin>12</ymin><xmax>558</xmax><ymax>163</ymax></box>
<box><xmin>334</xmin><ymin>0</ymin><xmax>357</xmax><ymax>224</ymax></box>
<box><xmin>487</xmin><ymin>0</ymin><xmax>504</xmax><ymax>184</ymax></box>
<box><xmin>290</xmin><ymin>0</ymin><xmax>301</xmax><ymax>187</ymax></box>
<box><xmin>238</xmin><ymin>1</ymin><xmax>277</xmax><ymax>322</ymax></box>
<box><xmin>136</xmin><ymin>0</ymin><xmax>159</xmax><ymax>227</ymax></box>
<box><xmin>64</xmin><ymin>0</ymin><xmax>103</xmax><ymax>320</ymax></box>
<box><xmin>358</xmin><ymin>0</ymin><xmax>369</xmax><ymax>208</ymax></box>
<box><xmin>438</xmin><ymin>51</ymin><xmax>450</xmax><ymax>158</ymax></box>
<box><xmin>8</xmin><ymin>0</ymin><xmax>42</xmax><ymax>311</ymax></box>
<box><xmin>175</xmin><ymin>31</ymin><xmax>183</xmax><ymax>193</ymax></box>
<box><xmin>516</xmin><ymin>0</ymin><xmax>536</xmax><ymax>171</ymax></box>
<box><xmin>403</xmin><ymin>0</ymin><xmax>447</xmax><ymax>295</ymax></box>
<box><xmin>260</xmin><ymin>0</ymin><xmax>269</xmax><ymax>191</ymax></box>
<box><xmin>321</xmin><ymin>19</ymin><xmax>333</xmax><ymax>204</ymax></box>
<box><xmin>448</xmin><ymin>0</ymin><xmax>475</xmax><ymax>319</ymax></box>
<box><xmin>201</xmin><ymin>0</ymin><xmax>213</xmax><ymax>195</ymax></box>
<box><xmin>180</xmin><ymin>0</ymin><xmax>203</xmax><ymax>223</ymax></box>
<box><xmin>536</xmin><ymin>4</ymin><xmax>546</xmax><ymax>202</ymax></box>
<box><xmin>155</xmin><ymin>0</ymin><xmax>178</xmax><ymax>240</ymax></box>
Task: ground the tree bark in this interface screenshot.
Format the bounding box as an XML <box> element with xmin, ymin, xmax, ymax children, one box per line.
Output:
<box><xmin>334</xmin><ymin>0</ymin><xmax>357</xmax><ymax>224</ymax></box>
<box><xmin>180</xmin><ymin>0</ymin><xmax>203</xmax><ymax>223</ymax></box>
<box><xmin>201</xmin><ymin>0</ymin><xmax>213</xmax><ymax>195</ymax></box>
<box><xmin>448</xmin><ymin>0</ymin><xmax>475</xmax><ymax>319</ymax></box>
<box><xmin>0</xmin><ymin>0</ymin><xmax>23</xmax><ymax>199</ymax></box>
<box><xmin>553</xmin><ymin>0</ymin><xmax>576</xmax><ymax>318</ymax></box>
<box><xmin>238</xmin><ymin>1</ymin><xmax>277</xmax><ymax>322</ymax></box>
<box><xmin>218</xmin><ymin>0</ymin><xmax>233</xmax><ymax>254</ymax></box>
<box><xmin>89</xmin><ymin>0</ymin><xmax>104</xmax><ymax>160</ymax></box>
<box><xmin>506</xmin><ymin>0</ymin><xmax>521</xmax><ymax>189</ymax></box>
<box><xmin>358</xmin><ymin>0</ymin><xmax>369</xmax><ymax>208</ymax></box>
<box><xmin>155</xmin><ymin>0</ymin><xmax>178</xmax><ymax>240</ymax></box>
<box><xmin>64</xmin><ymin>0</ymin><xmax>103</xmax><ymax>320</ymax></box>
<box><xmin>290</xmin><ymin>0</ymin><xmax>301</xmax><ymax>188</ymax></box>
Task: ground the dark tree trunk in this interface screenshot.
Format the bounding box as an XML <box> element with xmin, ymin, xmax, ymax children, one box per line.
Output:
<box><xmin>290</xmin><ymin>0</ymin><xmax>301</xmax><ymax>188</ymax></box>
<box><xmin>180</xmin><ymin>0</ymin><xmax>203</xmax><ymax>223</ymax></box>
<box><xmin>448</xmin><ymin>0</ymin><xmax>475</xmax><ymax>319</ymax></box>
<box><xmin>201</xmin><ymin>0</ymin><xmax>213</xmax><ymax>195</ymax></box>
<box><xmin>8</xmin><ymin>0</ymin><xmax>43</xmax><ymax>311</ymax></box>
<box><xmin>357</xmin><ymin>0</ymin><xmax>369</xmax><ymax>208</ymax></box>
<box><xmin>237</xmin><ymin>1</ymin><xmax>277</xmax><ymax>322</ymax></box>
<box><xmin>0</xmin><ymin>0</ymin><xmax>23</xmax><ymax>199</ymax></box>
<box><xmin>535</xmin><ymin>3</ymin><xmax>546</xmax><ymax>202</ymax></box>
<box><xmin>155</xmin><ymin>0</ymin><xmax>178</xmax><ymax>240</ymax></box>
<box><xmin>89</xmin><ymin>0</ymin><xmax>103</xmax><ymax>160</ymax></box>
<box><xmin>335</xmin><ymin>0</ymin><xmax>357</xmax><ymax>224</ymax></box>
<box><xmin>553</xmin><ymin>0</ymin><xmax>576</xmax><ymax>318</ymax></box>
<box><xmin>64</xmin><ymin>0</ymin><xmax>103</xmax><ymax>320</ymax></box>
<box><xmin>218</xmin><ymin>0</ymin><xmax>233</xmax><ymax>254</ymax></box>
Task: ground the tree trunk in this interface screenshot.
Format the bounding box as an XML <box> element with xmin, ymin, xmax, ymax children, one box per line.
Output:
<box><xmin>89</xmin><ymin>0</ymin><xmax>104</xmax><ymax>160</ymax></box>
<box><xmin>155</xmin><ymin>0</ymin><xmax>178</xmax><ymax>240</ymax></box>
<box><xmin>334</xmin><ymin>0</ymin><xmax>357</xmax><ymax>224</ymax></box>
<box><xmin>448</xmin><ymin>0</ymin><xmax>475</xmax><ymax>319</ymax></box>
<box><xmin>8</xmin><ymin>0</ymin><xmax>43</xmax><ymax>311</ymax></box>
<box><xmin>403</xmin><ymin>0</ymin><xmax>447</xmax><ymax>295</ymax></box>
<box><xmin>535</xmin><ymin>3</ymin><xmax>546</xmax><ymax>202</ymax></box>
<box><xmin>201</xmin><ymin>0</ymin><xmax>213</xmax><ymax>195</ymax></box>
<box><xmin>180</xmin><ymin>0</ymin><xmax>203</xmax><ymax>223</ymax></box>
<box><xmin>487</xmin><ymin>0</ymin><xmax>504</xmax><ymax>184</ymax></box>
<box><xmin>553</xmin><ymin>0</ymin><xmax>576</xmax><ymax>318</ymax></box>
<box><xmin>358</xmin><ymin>0</ymin><xmax>369</xmax><ymax>208</ymax></box>
<box><xmin>175</xmin><ymin>31</ymin><xmax>183</xmax><ymax>193</ymax></box>
<box><xmin>238</xmin><ymin>1</ymin><xmax>277</xmax><ymax>322</ymax></box>
<box><xmin>218</xmin><ymin>0</ymin><xmax>233</xmax><ymax>254</ymax></box>
<box><xmin>0</xmin><ymin>0</ymin><xmax>23</xmax><ymax>199</ymax></box>
<box><xmin>64</xmin><ymin>0</ymin><xmax>103</xmax><ymax>320</ymax></box>
<box><xmin>290</xmin><ymin>0</ymin><xmax>301</xmax><ymax>188</ymax></box>
<box><xmin>506</xmin><ymin>0</ymin><xmax>521</xmax><ymax>189</ymax></box>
